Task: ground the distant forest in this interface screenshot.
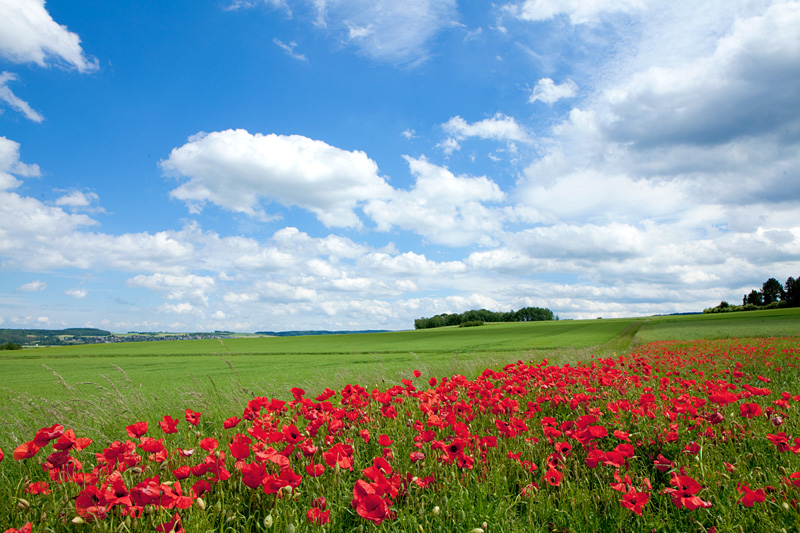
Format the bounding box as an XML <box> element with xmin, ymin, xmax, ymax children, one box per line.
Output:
<box><xmin>414</xmin><ymin>307</ymin><xmax>555</xmax><ymax>330</ymax></box>
<box><xmin>704</xmin><ymin>276</ymin><xmax>800</xmax><ymax>313</ymax></box>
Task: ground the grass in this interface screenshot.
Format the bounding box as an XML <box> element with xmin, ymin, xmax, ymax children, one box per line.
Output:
<box><xmin>3</xmin><ymin>335</ymin><xmax>800</xmax><ymax>532</ymax></box>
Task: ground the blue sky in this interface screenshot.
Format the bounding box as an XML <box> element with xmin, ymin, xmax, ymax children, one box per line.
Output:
<box><xmin>1</xmin><ymin>0</ymin><xmax>798</xmax><ymax>332</ymax></box>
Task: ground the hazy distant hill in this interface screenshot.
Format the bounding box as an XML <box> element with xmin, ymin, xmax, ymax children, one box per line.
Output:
<box><xmin>0</xmin><ymin>328</ymin><xmax>111</xmax><ymax>346</ymax></box>
<box><xmin>255</xmin><ymin>330</ymin><xmax>391</xmax><ymax>337</ymax></box>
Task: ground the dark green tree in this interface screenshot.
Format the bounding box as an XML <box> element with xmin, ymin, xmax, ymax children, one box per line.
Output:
<box><xmin>745</xmin><ymin>290</ymin><xmax>763</xmax><ymax>306</ymax></box>
<box><xmin>762</xmin><ymin>278</ymin><xmax>785</xmax><ymax>305</ymax></box>
<box><xmin>786</xmin><ymin>276</ymin><xmax>800</xmax><ymax>307</ymax></box>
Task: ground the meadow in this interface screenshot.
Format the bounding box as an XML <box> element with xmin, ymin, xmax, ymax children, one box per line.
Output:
<box><xmin>1</xmin><ymin>308</ymin><xmax>799</xmax><ymax>532</ymax></box>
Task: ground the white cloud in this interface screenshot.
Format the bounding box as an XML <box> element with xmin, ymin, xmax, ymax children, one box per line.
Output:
<box><xmin>127</xmin><ymin>273</ymin><xmax>216</xmax><ymax>306</ymax></box>
<box><xmin>0</xmin><ymin>136</ymin><xmax>41</xmax><ymax>190</ymax></box>
<box><xmin>162</xmin><ymin>129</ymin><xmax>394</xmax><ymax>228</ymax></box>
<box><xmin>65</xmin><ymin>287</ymin><xmax>87</xmax><ymax>299</ymax></box>
<box><xmin>507</xmin><ymin>0</ymin><xmax>644</xmax><ymax>25</ymax></box>
<box><xmin>0</xmin><ymin>72</ymin><xmax>44</xmax><ymax>122</ymax></box>
<box><xmin>364</xmin><ymin>156</ymin><xmax>506</xmax><ymax>247</ymax></box>
<box><xmin>529</xmin><ymin>78</ymin><xmax>578</xmax><ymax>105</ymax></box>
<box><xmin>273</xmin><ymin>38</ymin><xmax>308</xmax><ymax>61</ymax></box>
<box><xmin>0</xmin><ymin>0</ymin><xmax>97</xmax><ymax>71</ymax></box>
<box><xmin>310</xmin><ymin>0</ymin><xmax>458</xmax><ymax>65</ymax></box>
<box><xmin>19</xmin><ymin>280</ymin><xmax>46</xmax><ymax>292</ymax></box>
<box><xmin>440</xmin><ymin>113</ymin><xmax>530</xmax><ymax>154</ymax></box>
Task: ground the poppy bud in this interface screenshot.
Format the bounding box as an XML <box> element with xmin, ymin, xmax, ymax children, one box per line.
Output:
<box><xmin>17</xmin><ymin>498</ymin><xmax>30</xmax><ymax>510</ymax></box>
<box><xmin>286</xmin><ymin>523</ymin><xmax>297</xmax><ymax>533</ymax></box>
<box><xmin>483</xmin><ymin>522</ymin><xmax>488</xmax><ymax>530</ymax></box>
<box><xmin>72</xmin><ymin>517</ymin><xmax>86</xmax><ymax>525</ymax></box>
<box><xmin>196</xmin><ymin>431</ymin><xmax>202</xmax><ymax>439</ymax></box>
<box><xmin>470</xmin><ymin>529</ymin><xmax>485</xmax><ymax>533</ymax></box>
<box><xmin>213</xmin><ymin>501</ymin><xmax>222</xmax><ymax>513</ymax></box>
<box><xmin>432</xmin><ymin>506</ymin><xmax>440</xmax><ymax>516</ymax></box>
<box><xmin>196</xmin><ymin>497</ymin><xmax>206</xmax><ymax>510</ymax></box>
<box><xmin>131</xmin><ymin>467</ymin><xmax>143</xmax><ymax>474</ymax></box>
<box><xmin>263</xmin><ymin>515</ymin><xmax>274</xmax><ymax>528</ymax></box>
<box><xmin>783</xmin><ymin>503</ymin><xmax>791</xmax><ymax>511</ymax></box>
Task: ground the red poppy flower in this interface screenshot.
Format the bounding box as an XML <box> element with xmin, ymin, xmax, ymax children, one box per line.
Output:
<box><xmin>0</xmin><ymin>446</ymin><xmax>4</xmax><ymax>463</ymax></box>
<box><xmin>33</xmin><ymin>424</ymin><xmax>65</xmax><ymax>447</ymax></box>
<box><xmin>223</xmin><ymin>416</ymin><xmax>241</xmax><ymax>429</ymax></box>
<box><xmin>413</xmin><ymin>369</ymin><xmax>422</xmax><ymax>378</ymax></box>
<box><xmin>159</xmin><ymin>415</ymin><xmax>179</xmax><ymax>434</ymax></box>
<box><xmin>239</xmin><ymin>462</ymin><xmax>266</xmax><ymax>489</ymax></box>
<box><xmin>378</xmin><ymin>434</ymin><xmax>394</xmax><ymax>446</ymax></box>
<box><xmin>13</xmin><ymin>441</ymin><xmax>40</xmax><ymax>461</ymax></box>
<box><xmin>155</xmin><ymin>513</ymin><xmax>183</xmax><ymax>533</ymax></box>
<box><xmin>356</xmin><ymin>493</ymin><xmax>391</xmax><ymax>524</ymax></box>
<box><xmin>620</xmin><ymin>490</ymin><xmax>649</xmax><ymax>516</ymax></box>
<box><xmin>126</xmin><ymin>421</ymin><xmax>148</xmax><ymax>439</ymax></box>
<box><xmin>409</xmin><ymin>451</ymin><xmax>425</xmax><ymax>462</ymax></box>
<box><xmin>740</xmin><ymin>403</ymin><xmax>762</xmax><ymax>418</ymax></box>
<box><xmin>306</xmin><ymin>463</ymin><xmax>325</xmax><ymax>477</ymax></box>
<box><xmin>229</xmin><ymin>433</ymin><xmax>252</xmax><ymax>460</ymax></box>
<box><xmin>307</xmin><ymin>507</ymin><xmax>331</xmax><ymax>525</ymax></box>
<box><xmin>654</xmin><ymin>454</ymin><xmax>674</xmax><ymax>472</ymax></box>
<box><xmin>359</xmin><ymin>429</ymin><xmax>371</xmax><ymax>443</ymax></box>
<box><xmin>199</xmin><ymin>438</ymin><xmax>219</xmax><ymax>451</ymax></box>
<box><xmin>184</xmin><ymin>409</ymin><xmax>201</xmax><ymax>426</ymax></box>
<box><xmin>737</xmin><ymin>483</ymin><xmax>765</xmax><ymax>507</ymax></box>
<box><xmin>544</xmin><ymin>468</ymin><xmax>564</xmax><ymax>487</ymax></box>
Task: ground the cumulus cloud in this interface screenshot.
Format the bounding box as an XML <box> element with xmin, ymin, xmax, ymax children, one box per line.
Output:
<box><xmin>55</xmin><ymin>190</ymin><xmax>99</xmax><ymax>208</ymax></box>
<box><xmin>65</xmin><ymin>287</ymin><xmax>87</xmax><ymax>298</ymax></box>
<box><xmin>506</xmin><ymin>0</ymin><xmax>644</xmax><ymax>25</ymax></box>
<box><xmin>364</xmin><ymin>156</ymin><xmax>506</xmax><ymax>247</ymax></box>
<box><xmin>0</xmin><ymin>136</ymin><xmax>41</xmax><ymax>190</ymax></box>
<box><xmin>0</xmin><ymin>0</ymin><xmax>97</xmax><ymax>71</ymax></box>
<box><xmin>529</xmin><ymin>78</ymin><xmax>578</xmax><ymax>105</ymax></box>
<box><xmin>19</xmin><ymin>280</ymin><xmax>46</xmax><ymax>292</ymax></box>
<box><xmin>440</xmin><ymin>113</ymin><xmax>530</xmax><ymax>154</ymax></box>
<box><xmin>0</xmin><ymin>72</ymin><xmax>44</xmax><ymax>122</ymax></box>
<box><xmin>162</xmin><ymin>129</ymin><xmax>394</xmax><ymax>228</ymax></box>
<box><xmin>127</xmin><ymin>273</ymin><xmax>216</xmax><ymax>306</ymax></box>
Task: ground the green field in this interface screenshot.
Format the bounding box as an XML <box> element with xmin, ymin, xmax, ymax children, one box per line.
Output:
<box><xmin>1</xmin><ymin>309</ymin><xmax>798</xmax><ymax>444</ymax></box>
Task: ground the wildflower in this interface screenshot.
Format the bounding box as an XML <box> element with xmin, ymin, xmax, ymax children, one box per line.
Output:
<box><xmin>654</xmin><ymin>454</ymin><xmax>674</xmax><ymax>472</ymax></box>
<box><xmin>737</xmin><ymin>483</ymin><xmax>765</xmax><ymax>507</ymax></box>
<box><xmin>620</xmin><ymin>489</ymin><xmax>649</xmax><ymax>516</ymax></box>
<box><xmin>307</xmin><ymin>507</ymin><xmax>330</xmax><ymax>525</ymax></box>
<box><xmin>544</xmin><ymin>468</ymin><xmax>564</xmax><ymax>487</ymax></box>
<box><xmin>12</xmin><ymin>441</ymin><xmax>40</xmax><ymax>461</ymax></box>
<box><xmin>125</xmin><ymin>421</ymin><xmax>148</xmax><ymax>439</ymax></box>
<box><xmin>663</xmin><ymin>474</ymin><xmax>712</xmax><ymax>510</ymax></box>
<box><xmin>3</xmin><ymin>523</ymin><xmax>32</xmax><ymax>533</ymax></box>
<box><xmin>159</xmin><ymin>415</ymin><xmax>179</xmax><ymax>434</ymax></box>
<box><xmin>155</xmin><ymin>513</ymin><xmax>183</xmax><ymax>533</ymax></box>
<box><xmin>184</xmin><ymin>409</ymin><xmax>201</xmax><ymax>426</ymax></box>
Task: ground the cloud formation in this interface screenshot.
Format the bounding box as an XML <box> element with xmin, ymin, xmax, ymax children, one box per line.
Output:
<box><xmin>162</xmin><ymin>129</ymin><xmax>394</xmax><ymax>228</ymax></box>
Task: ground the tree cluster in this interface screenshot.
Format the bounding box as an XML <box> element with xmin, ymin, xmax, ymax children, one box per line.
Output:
<box><xmin>704</xmin><ymin>276</ymin><xmax>800</xmax><ymax>313</ymax></box>
<box><xmin>414</xmin><ymin>307</ymin><xmax>555</xmax><ymax>329</ymax></box>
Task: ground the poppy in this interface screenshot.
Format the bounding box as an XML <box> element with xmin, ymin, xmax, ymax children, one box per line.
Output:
<box><xmin>184</xmin><ymin>409</ymin><xmax>201</xmax><ymax>426</ymax></box>
<box><xmin>356</xmin><ymin>493</ymin><xmax>391</xmax><ymax>524</ymax></box>
<box><xmin>544</xmin><ymin>468</ymin><xmax>564</xmax><ymax>487</ymax></box>
<box><xmin>159</xmin><ymin>415</ymin><xmax>179</xmax><ymax>434</ymax></box>
<box><xmin>125</xmin><ymin>421</ymin><xmax>148</xmax><ymax>439</ymax></box>
<box><xmin>12</xmin><ymin>441</ymin><xmax>40</xmax><ymax>461</ymax></box>
<box><xmin>155</xmin><ymin>513</ymin><xmax>183</xmax><ymax>533</ymax></box>
<box><xmin>307</xmin><ymin>507</ymin><xmax>331</xmax><ymax>525</ymax></box>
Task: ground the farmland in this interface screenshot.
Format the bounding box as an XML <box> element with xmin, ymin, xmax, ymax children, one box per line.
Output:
<box><xmin>1</xmin><ymin>308</ymin><xmax>799</xmax><ymax>532</ymax></box>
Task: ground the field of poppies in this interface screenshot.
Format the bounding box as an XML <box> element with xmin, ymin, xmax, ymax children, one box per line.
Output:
<box><xmin>3</xmin><ymin>336</ymin><xmax>800</xmax><ymax>532</ymax></box>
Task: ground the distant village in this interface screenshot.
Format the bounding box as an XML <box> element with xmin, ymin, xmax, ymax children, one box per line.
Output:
<box><xmin>0</xmin><ymin>328</ymin><xmax>236</xmax><ymax>348</ymax></box>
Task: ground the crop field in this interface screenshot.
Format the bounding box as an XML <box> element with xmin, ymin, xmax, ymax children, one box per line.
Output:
<box><xmin>1</xmin><ymin>309</ymin><xmax>799</xmax><ymax>532</ymax></box>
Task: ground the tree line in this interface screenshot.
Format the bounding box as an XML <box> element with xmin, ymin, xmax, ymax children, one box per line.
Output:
<box><xmin>704</xmin><ymin>276</ymin><xmax>800</xmax><ymax>313</ymax></box>
<box><xmin>414</xmin><ymin>307</ymin><xmax>556</xmax><ymax>329</ymax></box>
